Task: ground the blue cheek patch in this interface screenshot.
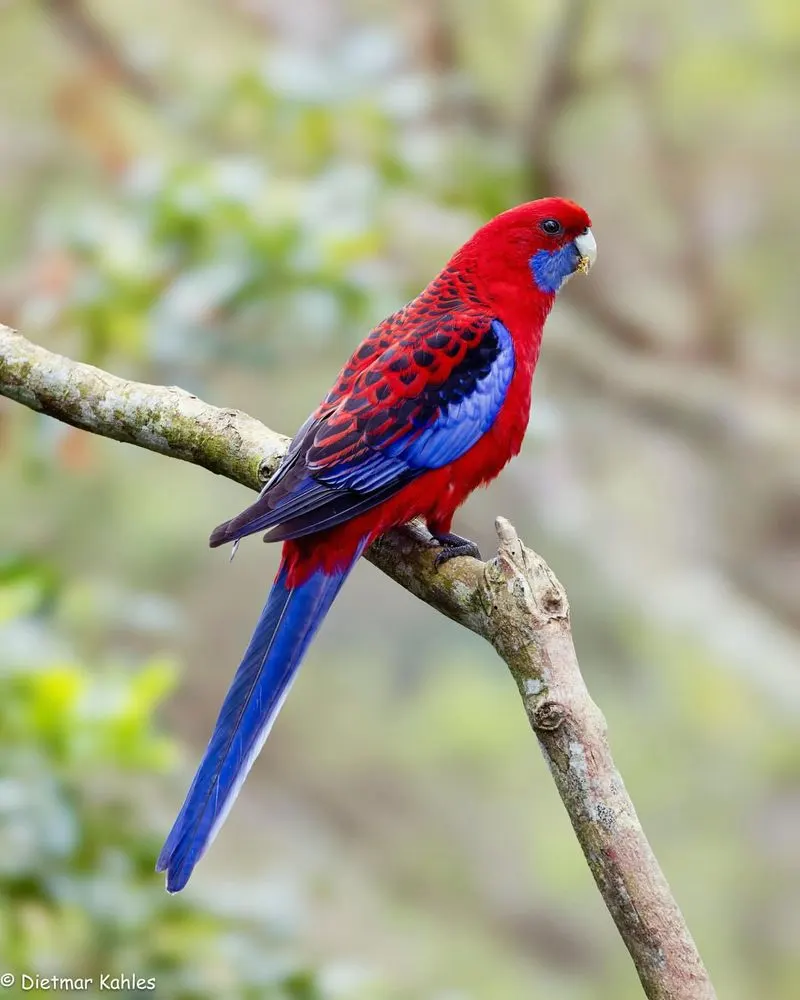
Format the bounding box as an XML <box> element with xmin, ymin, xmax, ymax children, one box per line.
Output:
<box><xmin>529</xmin><ymin>244</ymin><xmax>579</xmax><ymax>294</ymax></box>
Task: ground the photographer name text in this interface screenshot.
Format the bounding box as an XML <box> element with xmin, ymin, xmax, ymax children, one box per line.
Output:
<box><xmin>0</xmin><ymin>973</ymin><xmax>156</xmax><ymax>991</ymax></box>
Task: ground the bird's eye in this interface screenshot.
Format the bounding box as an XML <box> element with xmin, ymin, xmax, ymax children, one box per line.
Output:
<box><xmin>540</xmin><ymin>219</ymin><xmax>563</xmax><ymax>236</ymax></box>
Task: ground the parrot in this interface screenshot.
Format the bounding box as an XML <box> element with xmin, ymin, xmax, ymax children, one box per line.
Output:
<box><xmin>157</xmin><ymin>197</ymin><xmax>596</xmax><ymax>892</ymax></box>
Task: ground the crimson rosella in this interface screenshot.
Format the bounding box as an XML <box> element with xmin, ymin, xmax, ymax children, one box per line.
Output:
<box><xmin>157</xmin><ymin>197</ymin><xmax>596</xmax><ymax>891</ymax></box>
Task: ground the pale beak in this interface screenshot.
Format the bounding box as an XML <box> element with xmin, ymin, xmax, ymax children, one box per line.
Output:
<box><xmin>574</xmin><ymin>228</ymin><xmax>597</xmax><ymax>274</ymax></box>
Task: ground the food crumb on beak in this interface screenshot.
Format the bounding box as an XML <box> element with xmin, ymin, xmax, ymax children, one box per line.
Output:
<box><xmin>573</xmin><ymin>228</ymin><xmax>597</xmax><ymax>274</ymax></box>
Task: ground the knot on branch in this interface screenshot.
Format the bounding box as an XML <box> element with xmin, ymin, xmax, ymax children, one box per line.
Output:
<box><xmin>541</xmin><ymin>585</ymin><xmax>567</xmax><ymax>616</ymax></box>
<box><xmin>257</xmin><ymin>456</ymin><xmax>276</xmax><ymax>485</ymax></box>
<box><xmin>532</xmin><ymin>700</ymin><xmax>567</xmax><ymax>731</ymax></box>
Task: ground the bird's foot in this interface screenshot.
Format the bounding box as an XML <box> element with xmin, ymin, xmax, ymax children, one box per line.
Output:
<box><xmin>430</xmin><ymin>530</ymin><xmax>482</xmax><ymax>568</ymax></box>
<box><xmin>398</xmin><ymin>520</ymin><xmax>440</xmax><ymax>549</ymax></box>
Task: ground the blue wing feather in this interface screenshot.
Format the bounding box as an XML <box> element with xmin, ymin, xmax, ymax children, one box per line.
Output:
<box><xmin>320</xmin><ymin>450</ymin><xmax>412</xmax><ymax>492</ymax></box>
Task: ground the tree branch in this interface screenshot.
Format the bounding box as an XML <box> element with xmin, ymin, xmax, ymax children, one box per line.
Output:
<box><xmin>42</xmin><ymin>0</ymin><xmax>163</xmax><ymax>106</ymax></box>
<box><xmin>0</xmin><ymin>324</ymin><xmax>717</xmax><ymax>1000</ymax></box>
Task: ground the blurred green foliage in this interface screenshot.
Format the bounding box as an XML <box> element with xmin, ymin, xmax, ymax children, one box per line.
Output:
<box><xmin>27</xmin><ymin>30</ymin><xmax>518</xmax><ymax>378</ymax></box>
<box><xmin>0</xmin><ymin>558</ymin><xmax>350</xmax><ymax>1000</ymax></box>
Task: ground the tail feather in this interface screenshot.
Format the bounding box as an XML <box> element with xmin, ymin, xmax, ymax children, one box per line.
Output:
<box><xmin>157</xmin><ymin>548</ymin><xmax>360</xmax><ymax>892</ymax></box>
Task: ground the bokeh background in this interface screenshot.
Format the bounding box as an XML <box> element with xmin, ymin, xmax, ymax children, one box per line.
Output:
<box><xmin>1</xmin><ymin>1</ymin><xmax>799</xmax><ymax>997</ymax></box>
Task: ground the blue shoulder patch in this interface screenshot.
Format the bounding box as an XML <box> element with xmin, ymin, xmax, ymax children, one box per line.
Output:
<box><xmin>529</xmin><ymin>243</ymin><xmax>579</xmax><ymax>294</ymax></box>
<box><xmin>394</xmin><ymin>319</ymin><xmax>515</xmax><ymax>470</ymax></box>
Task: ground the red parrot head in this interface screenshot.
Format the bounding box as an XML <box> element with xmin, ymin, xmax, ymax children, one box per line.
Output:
<box><xmin>456</xmin><ymin>197</ymin><xmax>596</xmax><ymax>299</ymax></box>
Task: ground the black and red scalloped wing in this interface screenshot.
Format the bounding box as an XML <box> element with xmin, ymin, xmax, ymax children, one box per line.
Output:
<box><xmin>209</xmin><ymin>311</ymin><xmax>515</xmax><ymax>547</ymax></box>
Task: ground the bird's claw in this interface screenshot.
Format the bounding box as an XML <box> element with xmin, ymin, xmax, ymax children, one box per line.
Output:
<box><xmin>430</xmin><ymin>531</ymin><xmax>482</xmax><ymax>568</ymax></box>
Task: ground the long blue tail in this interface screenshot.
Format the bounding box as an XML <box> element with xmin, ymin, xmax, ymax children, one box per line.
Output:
<box><xmin>157</xmin><ymin>552</ymin><xmax>359</xmax><ymax>892</ymax></box>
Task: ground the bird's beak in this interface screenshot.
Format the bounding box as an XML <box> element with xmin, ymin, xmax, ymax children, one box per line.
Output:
<box><xmin>574</xmin><ymin>228</ymin><xmax>597</xmax><ymax>275</ymax></box>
